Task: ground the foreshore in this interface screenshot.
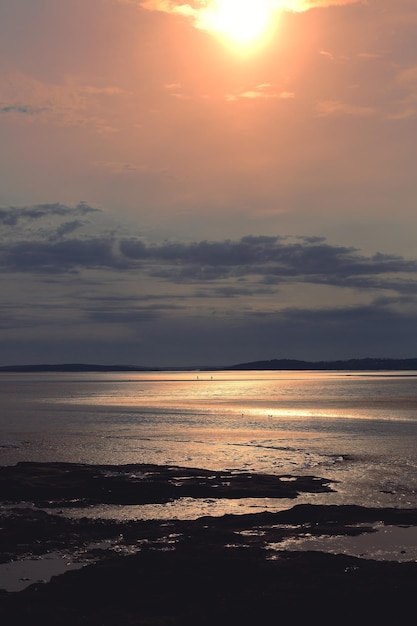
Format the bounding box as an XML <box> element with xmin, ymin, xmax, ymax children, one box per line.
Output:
<box><xmin>1</xmin><ymin>462</ymin><xmax>417</xmax><ymax>624</ymax></box>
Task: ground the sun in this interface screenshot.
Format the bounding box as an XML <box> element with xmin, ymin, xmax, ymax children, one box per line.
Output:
<box><xmin>200</xmin><ymin>0</ymin><xmax>274</xmax><ymax>46</ymax></box>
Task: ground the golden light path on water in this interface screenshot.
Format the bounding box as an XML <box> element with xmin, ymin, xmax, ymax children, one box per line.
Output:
<box><xmin>1</xmin><ymin>370</ymin><xmax>417</xmax><ymax>517</ymax></box>
<box><xmin>1</xmin><ymin>369</ymin><xmax>417</xmax><ymax>586</ymax></box>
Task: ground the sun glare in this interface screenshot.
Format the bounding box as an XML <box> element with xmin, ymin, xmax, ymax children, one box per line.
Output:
<box><xmin>201</xmin><ymin>0</ymin><xmax>274</xmax><ymax>46</ymax></box>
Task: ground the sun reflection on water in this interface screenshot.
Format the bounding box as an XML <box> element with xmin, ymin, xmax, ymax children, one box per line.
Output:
<box><xmin>1</xmin><ymin>370</ymin><xmax>417</xmax><ymax>512</ymax></box>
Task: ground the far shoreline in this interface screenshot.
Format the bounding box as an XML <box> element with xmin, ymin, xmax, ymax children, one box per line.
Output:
<box><xmin>2</xmin><ymin>356</ymin><xmax>417</xmax><ymax>373</ymax></box>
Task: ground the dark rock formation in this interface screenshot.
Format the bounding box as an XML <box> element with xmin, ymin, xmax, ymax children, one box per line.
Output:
<box><xmin>1</xmin><ymin>463</ymin><xmax>417</xmax><ymax>624</ymax></box>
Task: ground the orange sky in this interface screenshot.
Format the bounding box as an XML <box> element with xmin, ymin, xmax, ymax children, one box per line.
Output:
<box><xmin>1</xmin><ymin>0</ymin><xmax>417</xmax><ymax>365</ymax></box>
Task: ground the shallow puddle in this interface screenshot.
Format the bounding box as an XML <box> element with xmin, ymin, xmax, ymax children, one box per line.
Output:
<box><xmin>0</xmin><ymin>552</ymin><xmax>84</xmax><ymax>592</ymax></box>
<box><xmin>268</xmin><ymin>524</ymin><xmax>417</xmax><ymax>562</ymax></box>
<box><xmin>48</xmin><ymin>496</ymin><xmax>297</xmax><ymax>521</ymax></box>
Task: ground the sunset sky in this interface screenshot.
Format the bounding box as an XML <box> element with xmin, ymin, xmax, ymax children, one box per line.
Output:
<box><xmin>1</xmin><ymin>0</ymin><xmax>417</xmax><ymax>367</ymax></box>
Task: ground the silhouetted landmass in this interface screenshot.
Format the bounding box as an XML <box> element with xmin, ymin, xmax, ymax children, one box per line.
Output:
<box><xmin>1</xmin><ymin>357</ymin><xmax>417</xmax><ymax>372</ymax></box>
<box><xmin>226</xmin><ymin>357</ymin><xmax>417</xmax><ymax>371</ymax></box>
<box><xmin>0</xmin><ymin>363</ymin><xmax>160</xmax><ymax>373</ymax></box>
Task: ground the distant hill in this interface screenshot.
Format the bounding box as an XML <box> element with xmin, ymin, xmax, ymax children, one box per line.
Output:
<box><xmin>0</xmin><ymin>363</ymin><xmax>159</xmax><ymax>373</ymax></box>
<box><xmin>1</xmin><ymin>358</ymin><xmax>417</xmax><ymax>372</ymax></box>
<box><xmin>226</xmin><ymin>358</ymin><xmax>417</xmax><ymax>371</ymax></box>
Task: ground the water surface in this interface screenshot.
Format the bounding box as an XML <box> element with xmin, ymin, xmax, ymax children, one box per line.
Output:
<box><xmin>1</xmin><ymin>370</ymin><xmax>417</xmax><ymax>511</ymax></box>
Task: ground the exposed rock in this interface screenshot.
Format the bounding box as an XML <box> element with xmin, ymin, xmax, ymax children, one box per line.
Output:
<box><xmin>1</xmin><ymin>462</ymin><xmax>417</xmax><ymax>624</ymax></box>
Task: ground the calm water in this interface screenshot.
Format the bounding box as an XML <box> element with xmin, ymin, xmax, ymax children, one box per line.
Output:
<box><xmin>1</xmin><ymin>370</ymin><xmax>417</xmax><ymax>514</ymax></box>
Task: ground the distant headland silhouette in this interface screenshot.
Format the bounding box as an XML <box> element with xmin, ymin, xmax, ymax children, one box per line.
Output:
<box><xmin>1</xmin><ymin>358</ymin><xmax>417</xmax><ymax>372</ymax></box>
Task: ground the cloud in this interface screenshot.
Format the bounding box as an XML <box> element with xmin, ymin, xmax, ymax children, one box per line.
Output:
<box><xmin>316</xmin><ymin>99</ymin><xmax>377</xmax><ymax>117</ymax></box>
<box><xmin>0</xmin><ymin>71</ymin><xmax>126</xmax><ymax>132</ymax></box>
<box><xmin>121</xmin><ymin>236</ymin><xmax>417</xmax><ymax>287</ymax></box>
<box><xmin>126</xmin><ymin>0</ymin><xmax>365</xmax><ymax>42</ymax></box>
<box><xmin>1</xmin><ymin>203</ymin><xmax>416</xmax><ymax>365</ymax></box>
<box><xmin>87</xmin><ymin>308</ymin><xmax>162</xmax><ymax>324</ymax></box>
<box><xmin>225</xmin><ymin>84</ymin><xmax>295</xmax><ymax>101</ymax></box>
<box><xmin>2</xmin><ymin>298</ymin><xmax>415</xmax><ymax>366</ymax></box>
<box><xmin>1</xmin><ymin>239</ymin><xmax>124</xmax><ymax>274</ymax></box>
<box><xmin>283</xmin><ymin>0</ymin><xmax>363</xmax><ymax>9</ymax></box>
<box><xmin>93</xmin><ymin>161</ymin><xmax>142</xmax><ymax>173</ymax></box>
<box><xmin>92</xmin><ymin>161</ymin><xmax>174</xmax><ymax>184</ymax></box>
<box><xmin>0</xmin><ymin>104</ymin><xmax>48</xmax><ymax>115</ymax></box>
<box><xmin>50</xmin><ymin>221</ymin><xmax>87</xmax><ymax>241</ymax></box>
<box><xmin>2</xmin><ymin>205</ymin><xmax>417</xmax><ymax>304</ymax></box>
<box><xmin>0</xmin><ymin>202</ymin><xmax>97</xmax><ymax>225</ymax></box>
<box><xmin>138</xmin><ymin>0</ymin><xmax>363</xmax><ymax>20</ymax></box>
<box><xmin>386</xmin><ymin>106</ymin><xmax>417</xmax><ymax>121</ymax></box>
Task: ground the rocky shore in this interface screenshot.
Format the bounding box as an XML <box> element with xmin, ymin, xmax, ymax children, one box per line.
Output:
<box><xmin>1</xmin><ymin>462</ymin><xmax>417</xmax><ymax>624</ymax></box>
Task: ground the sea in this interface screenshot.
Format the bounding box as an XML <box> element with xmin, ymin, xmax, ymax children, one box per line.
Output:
<box><xmin>1</xmin><ymin>369</ymin><xmax>417</xmax><ymax>520</ymax></box>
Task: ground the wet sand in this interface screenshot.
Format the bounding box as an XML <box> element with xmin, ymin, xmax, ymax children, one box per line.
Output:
<box><xmin>1</xmin><ymin>462</ymin><xmax>417</xmax><ymax>624</ymax></box>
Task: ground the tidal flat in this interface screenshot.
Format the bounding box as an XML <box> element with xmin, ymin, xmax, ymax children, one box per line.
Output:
<box><xmin>1</xmin><ymin>462</ymin><xmax>417</xmax><ymax>624</ymax></box>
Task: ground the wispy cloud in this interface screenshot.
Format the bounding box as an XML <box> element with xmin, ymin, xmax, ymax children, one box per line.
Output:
<box><xmin>0</xmin><ymin>104</ymin><xmax>48</xmax><ymax>115</ymax></box>
<box><xmin>226</xmin><ymin>84</ymin><xmax>295</xmax><ymax>101</ymax></box>
<box><xmin>0</xmin><ymin>71</ymin><xmax>126</xmax><ymax>132</ymax></box>
<box><xmin>138</xmin><ymin>0</ymin><xmax>363</xmax><ymax>18</ymax></box>
<box><xmin>0</xmin><ymin>202</ymin><xmax>98</xmax><ymax>228</ymax></box>
<box><xmin>126</xmin><ymin>0</ymin><xmax>365</xmax><ymax>36</ymax></box>
<box><xmin>316</xmin><ymin>99</ymin><xmax>377</xmax><ymax>117</ymax></box>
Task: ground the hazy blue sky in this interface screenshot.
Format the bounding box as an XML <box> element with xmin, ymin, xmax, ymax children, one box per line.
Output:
<box><xmin>1</xmin><ymin>0</ymin><xmax>417</xmax><ymax>366</ymax></box>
